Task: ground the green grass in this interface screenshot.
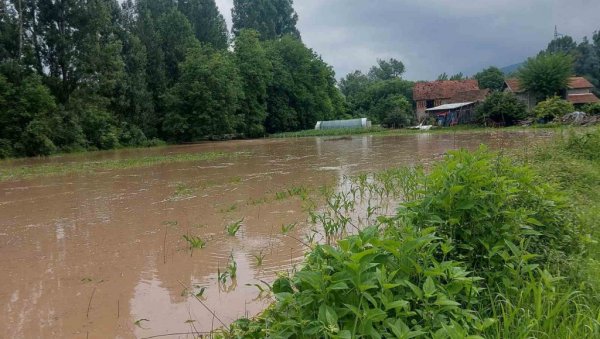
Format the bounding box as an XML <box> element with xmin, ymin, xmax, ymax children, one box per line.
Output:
<box><xmin>269</xmin><ymin>124</ymin><xmax>565</xmax><ymax>139</ymax></box>
<box><xmin>0</xmin><ymin>151</ymin><xmax>234</xmax><ymax>182</ymax></box>
<box><xmin>270</xmin><ymin>127</ymin><xmax>386</xmax><ymax>138</ymax></box>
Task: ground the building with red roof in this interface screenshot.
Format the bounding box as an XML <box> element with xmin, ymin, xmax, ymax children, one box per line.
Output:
<box><xmin>413</xmin><ymin>79</ymin><xmax>484</xmax><ymax>119</ymax></box>
<box><xmin>504</xmin><ymin>76</ymin><xmax>599</xmax><ymax>110</ymax></box>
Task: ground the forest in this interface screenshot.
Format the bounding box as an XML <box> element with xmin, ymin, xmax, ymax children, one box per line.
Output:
<box><xmin>0</xmin><ymin>0</ymin><xmax>351</xmax><ymax>157</ymax></box>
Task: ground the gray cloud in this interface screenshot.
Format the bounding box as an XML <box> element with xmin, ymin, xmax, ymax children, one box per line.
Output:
<box><xmin>215</xmin><ymin>0</ymin><xmax>600</xmax><ymax>80</ymax></box>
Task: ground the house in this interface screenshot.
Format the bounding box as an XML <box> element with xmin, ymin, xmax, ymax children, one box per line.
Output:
<box><xmin>565</xmin><ymin>77</ymin><xmax>600</xmax><ymax>106</ymax></box>
<box><xmin>504</xmin><ymin>78</ymin><xmax>536</xmax><ymax>111</ymax></box>
<box><xmin>504</xmin><ymin>77</ymin><xmax>599</xmax><ymax>111</ymax></box>
<box><xmin>426</xmin><ymin>102</ymin><xmax>478</xmax><ymax>126</ymax></box>
<box><xmin>413</xmin><ymin>80</ymin><xmax>483</xmax><ymax>120</ymax></box>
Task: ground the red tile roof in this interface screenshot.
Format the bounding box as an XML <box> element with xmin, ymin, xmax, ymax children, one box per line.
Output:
<box><xmin>568</xmin><ymin>77</ymin><xmax>594</xmax><ymax>89</ymax></box>
<box><xmin>506</xmin><ymin>77</ymin><xmax>595</xmax><ymax>93</ymax></box>
<box><xmin>504</xmin><ymin>78</ymin><xmax>523</xmax><ymax>93</ymax></box>
<box><xmin>450</xmin><ymin>89</ymin><xmax>490</xmax><ymax>103</ymax></box>
<box><xmin>413</xmin><ymin>80</ymin><xmax>479</xmax><ymax>101</ymax></box>
<box><xmin>567</xmin><ymin>93</ymin><xmax>600</xmax><ymax>104</ymax></box>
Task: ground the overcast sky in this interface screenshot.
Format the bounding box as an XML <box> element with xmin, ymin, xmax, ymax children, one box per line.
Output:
<box><xmin>214</xmin><ymin>0</ymin><xmax>600</xmax><ymax>81</ymax></box>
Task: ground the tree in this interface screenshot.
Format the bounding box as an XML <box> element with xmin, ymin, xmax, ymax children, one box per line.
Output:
<box><xmin>234</xmin><ymin>29</ymin><xmax>272</xmax><ymax>137</ymax></box>
<box><xmin>437</xmin><ymin>73</ymin><xmax>449</xmax><ymax>81</ymax></box>
<box><xmin>263</xmin><ymin>35</ymin><xmax>344</xmax><ymax>133</ymax></box>
<box><xmin>518</xmin><ymin>52</ymin><xmax>573</xmax><ymax>99</ymax></box>
<box><xmin>156</xmin><ymin>8</ymin><xmax>199</xmax><ymax>83</ymax></box>
<box><xmin>437</xmin><ymin>72</ymin><xmax>465</xmax><ymax>81</ymax></box>
<box><xmin>339</xmin><ymin>71</ymin><xmax>370</xmax><ymax>98</ymax></box>
<box><xmin>449</xmin><ymin>72</ymin><xmax>465</xmax><ymax>80</ymax></box>
<box><xmin>164</xmin><ymin>45</ymin><xmax>242</xmax><ymax>142</ymax></box>
<box><xmin>475</xmin><ymin>92</ymin><xmax>527</xmax><ymax>126</ymax></box>
<box><xmin>341</xmin><ymin>59</ymin><xmax>414</xmax><ymax>124</ymax></box>
<box><xmin>0</xmin><ymin>65</ymin><xmax>58</xmax><ymax>157</ymax></box>
<box><xmin>379</xmin><ymin>95</ymin><xmax>413</xmax><ymax>128</ymax></box>
<box><xmin>474</xmin><ymin>66</ymin><xmax>505</xmax><ymax>91</ymax></box>
<box><xmin>232</xmin><ymin>0</ymin><xmax>300</xmax><ymax>40</ymax></box>
<box><xmin>368</xmin><ymin>58</ymin><xmax>405</xmax><ymax>81</ymax></box>
<box><xmin>533</xmin><ymin>96</ymin><xmax>574</xmax><ymax>121</ymax></box>
<box><xmin>178</xmin><ymin>0</ymin><xmax>229</xmax><ymax>49</ymax></box>
<box><xmin>546</xmin><ymin>36</ymin><xmax>577</xmax><ymax>55</ymax></box>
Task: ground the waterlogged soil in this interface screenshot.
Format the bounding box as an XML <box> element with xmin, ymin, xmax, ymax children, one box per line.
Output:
<box><xmin>0</xmin><ymin>131</ymin><xmax>552</xmax><ymax>338</ymax></box>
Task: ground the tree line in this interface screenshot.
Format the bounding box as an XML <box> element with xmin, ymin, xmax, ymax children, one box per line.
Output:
<box><xmin>0</xmin><ymin>0</ymin><xmax>345</xmax><ymax>157</ymax></box>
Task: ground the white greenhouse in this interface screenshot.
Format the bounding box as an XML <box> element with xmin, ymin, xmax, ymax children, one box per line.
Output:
<box><xmin>315</xmin><ymin>118</ymin><xmax>371</xmax><ymax>130</ymax></box>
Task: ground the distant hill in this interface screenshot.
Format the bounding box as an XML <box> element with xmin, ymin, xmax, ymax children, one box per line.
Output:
<box><xmin>501</xmin><ymin>62</ymin><xmax>523</xmax><ymax>75</ymax></box>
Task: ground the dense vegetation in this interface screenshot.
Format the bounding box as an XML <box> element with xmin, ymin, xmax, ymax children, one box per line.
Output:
<box><xmin>339</xmin><ymin>59</ymin><xmax>414</xmax><ymax>127</ymax></box>
<box><xmin>518</xmin><ymin>53</ymin><xmax>573</xmax><ymax>100</ymax></box>
<box><xmin>222</xmin><ymin>128</ymin><xmax>600</xmax><ymax>338</ymax></box>
<box><xmin>0</xmin><ymin>0</ymin><xmax>345</xmax><ymax>157</ymax></box>
<box><xmin>475</xmin><ymin>91</ymin><xmax>527</xmax><ymax>126</ymax></box>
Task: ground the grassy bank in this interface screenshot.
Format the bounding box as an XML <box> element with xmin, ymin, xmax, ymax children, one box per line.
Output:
<box><xmin>0</xmin><ymin>151</ymin><xmax>236</xmax><ymax>182</ymax></box>
<box><xmin>269</xmin><ymin>124</ymin><xmax>564</xmax><ymax>139</ymax></box>
<box><xmin>220</xmin><ymin>127</ymin><xmax>600</xmax><ymax>338</ymax></box>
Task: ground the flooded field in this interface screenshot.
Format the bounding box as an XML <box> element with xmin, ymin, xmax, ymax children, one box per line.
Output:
<box><xmin>0</xmin><ymin>131</ymin><xmax>551</xmax><ymax>338</ymax></box>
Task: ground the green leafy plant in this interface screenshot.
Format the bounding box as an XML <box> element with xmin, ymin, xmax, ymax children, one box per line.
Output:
<box><xmin>226</xmin><ymin>218</ymin><xmax>244</xmax><ymax>236</ymax></box>
<box><xmin>533</xmin><ymin>96</ymin><xmax>575</xmax><ymax>121</ymax></box>
<box><xmin>582</xmin><ymin>102</ymin><xmax>600</xmax><ymax>115</ymax></box>
<box><xmin>251</xmin><ymin>250</ymin><xmax>266</xmax><ymax>267</ymax></box>
<box><xmin>182</xmin><ymin>235</ymin><xmax>206</xmax><ymax>250</ymax></box>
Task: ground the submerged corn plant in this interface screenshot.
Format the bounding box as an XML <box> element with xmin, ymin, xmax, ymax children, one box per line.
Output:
<box><xmin>226</xmin><ymin>218</ymin><xmax>244</xmax><ymax>236</ymax></box>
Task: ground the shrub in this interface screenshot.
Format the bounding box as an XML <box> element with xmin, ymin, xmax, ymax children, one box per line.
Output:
<box><xmin>79</xmin><ymin>107</ymin><xmax>120</xmax><ymax>150</ymax></box>
<box><xmin>0</xmin><ymin>139</ymin><xmax>12</xmax><ymax>159</ymax></box>
<box><xmin>118</xmin><ymin>123</ymin><xmax>148</xmax><ymax>147</ymax></box>
<box><xmin>476</xmin><ymin>92</ymin><xmax>527</xmax><ymax>125</ymax></box>
<box><xmin>230</xmin><ymin>225</ymin><xmax>492</xmax><ymax>338</ymax></box>
<box><xmin>562</xmin><ymin>128</ymin><xmax>600</xmax><ymax>161</ymax></box>
<box><xmin>582</xmin><ymin>102</ymin><xmax>600</xmax><ymax>115</ymax></box>
<box><xmin>402</xmin><ymin>147</ymin><xmax>579</xmax><ymax>281</ymax></box>
<box><xmin>533</xmin><ymin>96</ymin><xmax>574</xmax><ymax>121</ymax></box>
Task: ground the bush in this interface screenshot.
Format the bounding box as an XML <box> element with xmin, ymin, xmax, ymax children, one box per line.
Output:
<box><xmin>582</xmin><ymin>102</ymin><xmax>600</xmax><ymax>115</ymax></box>
<box><xmin>476</xmin><ymin>92</ymin><xmax>527</xmax><ymax>125</ymax></box>
<box><xmin>79</xmin><ymin>107</ymin><xmax>120</xmax><ymax>150</ymax></box>
<box><xmin>118</xmin><ymin>123</ymin><xmax>148</xmax><ymax>147</ymax></box>
<box><xmin>533</xmin><ymin>96</ymin><xmax>574</xmax><ymax>121</ymax></box>
<box><xmin>0</xmin><ymin>139</ymin><xmax>12</xmax><ymax>159</ymax></box>
<box><xmin>230</xmin><ymin>225</ymin><xmax>492</xmax><ymax>338</ymax></box>
<box><xmin>563</xmin><ymin>128</ymin><xmax>600</xmax><ymax>161</ymax></box>
<box><xmin>402</xmin><ymin>147</ymin><xmax>579</xmax><ymax>282</ymax></box>
<box><xmin>20</xmin><ymin>119</ymin><xmax>58</xmax><ymax>156</ymax></box>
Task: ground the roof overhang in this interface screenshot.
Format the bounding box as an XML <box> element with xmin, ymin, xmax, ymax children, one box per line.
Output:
<box><xmin>426</xmin><ymin>102</ymin><xmax>474</xmax><ymax>112</ymax></box>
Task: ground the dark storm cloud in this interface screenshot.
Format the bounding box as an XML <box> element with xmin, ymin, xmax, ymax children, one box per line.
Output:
<box><xmin>215</xmin><ymin>0</ymin><xmax>600</xmax><ymax>80</ymax></box>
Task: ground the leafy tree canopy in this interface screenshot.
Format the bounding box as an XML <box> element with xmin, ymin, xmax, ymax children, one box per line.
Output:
<box><xmin>474</xmin><ymin>66</ymin><xmax>505</xmax><ymax>91</ymax></box>
<box><xmin>476</xmin><ymin>92</ymin><xmax>527</xmax><ymax>126</ymax></box>
<box><xmin>518</xmin><ymin>52</ymin><xmax>573</xmax><ymax>99</ymax></box>
<box><xmin>232</xmin><ymin>0</ymin><xmax>300</xmax><ymax>40</ymax></box>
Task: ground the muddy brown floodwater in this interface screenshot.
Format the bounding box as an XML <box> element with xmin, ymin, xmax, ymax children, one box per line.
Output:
<box><xmin>0</xmin><ymin>131</ymin><xmax>552</xmax><ymax>338</ymax></box>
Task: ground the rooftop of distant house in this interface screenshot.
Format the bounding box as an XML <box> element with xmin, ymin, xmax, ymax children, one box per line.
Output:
<box><xmin>505</xmin><ymin>76</ymin><xmax>595</xmax><ymax>93</ymax></box>
<box><xmin>413</xmin><ymin>79</ymin><xmax>480</xmax><ymax>101</ymax></box>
